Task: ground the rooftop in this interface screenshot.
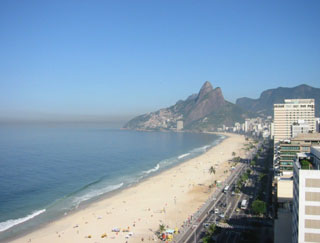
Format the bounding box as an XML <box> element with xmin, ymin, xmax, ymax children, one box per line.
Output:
<box><xmin>296</xmin><ymin>152</ymin><xmax>320</xmax><ymax>170</ymax></box>
<box><xmin>284</xmin><ymin>99</ymin><xmax>315</xmax><ymax>104</ymax></box>
<box><xmin>292</xmin><ymin>133</ymin><xmax>320</xmax><ymax>141</ymax></box>
<box><xmin>277</xmin><ymin>179</ymin><xmax>293</xmax><ymax>201</ymax></box>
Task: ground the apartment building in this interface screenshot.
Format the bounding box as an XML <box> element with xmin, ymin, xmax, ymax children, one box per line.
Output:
<box><xmin>274</xmin><ymin>99</ymin><xmax>315</xmax><ymax>144</ymax></box>
<box><xmin>292</xmin><ymin>146</ymin><xmax>320</xmax><ymax>243</ymax></box>
<box><xmin>275</xmin><ymin>134</ymin><xmax>320</xmax><ymax>172</ymax></box>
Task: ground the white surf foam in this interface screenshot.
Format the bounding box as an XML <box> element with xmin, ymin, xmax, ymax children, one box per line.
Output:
<box><xmin>0</xmin><ymin>209</ymin><xmax>46</xmax><ymax>232</ymax></box>
<box><xmin>143</xmin><ymin>163</ymin><xmax>160</xmax><ymax>174</ymax></box>
<box><xmin>178</xmin><ymin>153</ymin><xmax>191</xmax><ymax>159</ymax></box>
<box><xmin>72</xmin><ymin>183</ymin><xmax>124</xmax><ymax>207</ymax></box>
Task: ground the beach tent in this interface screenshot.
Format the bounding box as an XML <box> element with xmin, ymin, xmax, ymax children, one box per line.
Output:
<box><xmin>112</xmin><ymin>228</ymin><xmax>120</xmax><ymax>232</ymax></box>
<box><xmin>166</xmin><ymin>229</ymin><xmax>175</xmax><ymax>234</ymax></box>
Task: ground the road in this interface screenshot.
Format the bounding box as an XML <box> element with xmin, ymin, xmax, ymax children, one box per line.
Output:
<box><xmin>175</xmin><ymin>140</ymin><xmax>271</xmax><ymax>243</ymax></box>
<box><xmin>175</xmin><ymin>158</ymin><xmax>250</xmax><ymax>243</ymax></box>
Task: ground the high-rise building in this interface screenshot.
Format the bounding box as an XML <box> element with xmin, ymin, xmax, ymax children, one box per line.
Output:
<box><xmin>274</xmin><ymin>99</ymin><xmax>315</xmax><ymax>144</ymax></box>
<box><xmin>292</xmin><ymin>146</ymin><xmax>320</xmax><ymax>243</ymax></box>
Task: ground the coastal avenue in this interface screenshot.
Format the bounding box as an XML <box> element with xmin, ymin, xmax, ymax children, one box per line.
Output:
<box><xmin>175</xmin><ymin>160</ymin><xmax>248</xmax><ymax>242</ymax></box>
<box><xmin>175</xmin><ymin>141</ymin><xmax>262</xmax><ymax>243</ymax></box>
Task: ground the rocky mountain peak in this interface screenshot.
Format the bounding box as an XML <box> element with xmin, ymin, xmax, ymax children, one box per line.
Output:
<box><xmin>185</xmin><ymin>83</ymin><xmax>225</xmax><ymax>124</ymax></box>
<box><xmin>124</xmin><ymin>81</ymin><xmax>245</xmax><ymax>131</ymax></box>
<box><xmin>198</xmin><ymin>81</ymin><xmax>214</xmax><ymax>100</ymax></box>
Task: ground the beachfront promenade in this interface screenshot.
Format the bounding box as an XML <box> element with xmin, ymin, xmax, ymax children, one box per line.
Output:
<box><xmin>175</xmin><ymin>160</ymin><xmax>248</xmax><ymax>242</ymax></box>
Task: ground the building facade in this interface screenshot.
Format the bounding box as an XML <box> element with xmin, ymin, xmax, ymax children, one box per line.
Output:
<box><xmin>292</xmin><ymin>120</ymin><xmax>311</xmax><ymax>138</ymax></box>
<box><xmin>275</xmin><ymin>134</ymin><xmax>320</xmax><ymax>173</ymax></box>
<box><xmin>274</xmin><ymin>99</ymin><xmax>315</xmax><ymax>144</ymax></box>
<box><xmin>293</xmin><ymin>147</ymin><xmax>320</xmax><ymax>243</ymax></box>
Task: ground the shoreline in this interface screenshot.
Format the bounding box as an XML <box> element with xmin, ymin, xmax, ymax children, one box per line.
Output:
<box><xmin>1</xmin><ymin>132</ymin><xmax>224</xmax><ymax>242</ymax></box>
<box><xmin>7</xmin><ymin>132</ymin><xmax>246</xmax><ymax>243</ymax></box>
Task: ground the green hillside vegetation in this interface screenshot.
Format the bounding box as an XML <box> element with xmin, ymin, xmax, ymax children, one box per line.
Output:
<box><xmin>186</xmin><ymin>102</ymin><xmax>252</xmax><ymax>130</ymax></box>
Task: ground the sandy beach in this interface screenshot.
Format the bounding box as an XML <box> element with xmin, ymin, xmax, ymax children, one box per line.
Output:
<box><xmin>10</xmin><ymin>133</ymin><xmax>246</xmax><ymax>243</ymax></box>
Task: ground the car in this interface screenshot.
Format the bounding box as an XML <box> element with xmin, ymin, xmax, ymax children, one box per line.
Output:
<box><xmin>231</xmin><ymin>191</ymin><xmax>235</xmax><ymax>196</ymax></box>
<box><xmin>215</xmin><ymin>208</ymin><xmax>219</xmax><ymax>214</ymax></box>
<box><xmin>219</xmin><ymin>213</ymin><xmax>225</xmax><ymax>218</ymax></box>
<box><xmin>203</xmin><ymin>223</ymin><xmax>210</xmax><ymax>228</ymax></box>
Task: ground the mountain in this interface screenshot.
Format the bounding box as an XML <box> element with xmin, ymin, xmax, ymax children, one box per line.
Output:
<box><xmin>124</xmin><ymin>81</ymin><xmax>251</xmax><ymax>131</ymax></box>
<box><xmin>236</xmin><ymin>84</ymin><xmax>320</xmax><ymax>117</ymax></box>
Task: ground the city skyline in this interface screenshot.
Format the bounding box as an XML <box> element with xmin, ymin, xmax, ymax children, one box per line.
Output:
<box><xmin>1</xmin><ymin>0</ymin><xmax>320</xmax><ymax>122</ymax></box>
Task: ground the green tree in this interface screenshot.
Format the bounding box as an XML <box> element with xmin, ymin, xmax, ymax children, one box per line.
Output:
<box><xmin>209</xmin><ymin>166</ymin><xmax>216</xmax><ymax>188</ymax></box>
<box><xmin>203</xmin><ymin>235</ymin><xmax>215</xmax><ymax>243</ymax></box>
<box><xmin>232</xmin><ymin>152</ymin><xmax>236</xmax><ymax>156</ymax></box>
<box><xmin>203</xmin><ymin>224</ymin><xmax>218</xmax><ymax>243</ymax></box>
<box><xmin>252</xmin><ymin>200</ymin><xmax>266</xmax><ymax>215</ymax></box>
<box><xmin>250</xmin><ymin>160</ymin><xmax>256</xmax><ymax>167</ymax></box>
<box><xmin>159</xmin><ymin>224</ymin><xmax>165</xmax><ymax>233</ymax></box>
<box><xmin>209</xmin><ymin>166</ymin><xmax>216</xmax><ymax>175</ymax></box>
<box><xmin>207</xmin><ymin>224</ymin><xmax>216</xmax><ymax>235</ymax></box>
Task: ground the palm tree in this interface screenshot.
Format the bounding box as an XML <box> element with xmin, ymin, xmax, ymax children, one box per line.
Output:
<box><xmin>209</xmin><ymin>166</ymin><xmax>216</xmax><ymax>175</ymax></box>
<box><xmin>159</xmin><ymin>224</ymin><xmax>165</xmax><ymax>233</ymax></box>
<box><xmin>209</xmin><ymin>166</ymin><xmax>216</xmax><ymax>188</ymax></box>
<box><xmin>232</xmin><ymin>152</ymin><xmax>236</xmax><ymax>156</ymax></box>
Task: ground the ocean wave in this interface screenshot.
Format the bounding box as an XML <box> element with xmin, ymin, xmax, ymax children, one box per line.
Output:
<box><xmin>0</xmin><ymin>209</ymin><xmax>46</xmax><ymax>232</ymax></box>
<box><xmin>191</xmin><ymin>144</ymin><xmax>210</xmax><ymax>153</ymax></box>
<box><xmin>142</xmin><ymin>163</ymin><xmax>160</xmax><ymax>174</ymax></box>
<box><xmin>178</xmin><ymin>153</ymin><xmax>190</xmax><ymax>159</ymax></box>
<box><xmin>72</xmin><ymin>183</ymin><xmax>123</xmax><ymax>207</ymax></box>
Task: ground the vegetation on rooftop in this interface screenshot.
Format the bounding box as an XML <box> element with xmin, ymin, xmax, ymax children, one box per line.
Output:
<box><xmin>301</xmin><ymin>159</ymin><xmax>313</xmax><ymax>169</ymax></box>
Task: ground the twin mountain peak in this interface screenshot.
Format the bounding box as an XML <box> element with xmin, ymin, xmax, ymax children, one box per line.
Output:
<box><xmin>124</xmin><ymin>81</ymin><xmax>244</xmax><ymax>131</ymax></box>
<box><xmin>124</xmin><ymin>81</ymin><xmax>320</xmax><ymax>131</ymax></box>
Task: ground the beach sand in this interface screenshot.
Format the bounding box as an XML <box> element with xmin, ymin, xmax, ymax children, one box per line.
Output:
<box><xmin>11</xmin><ymin>133</ymin><xmax>246</xmax><ymax>243</ymax></box>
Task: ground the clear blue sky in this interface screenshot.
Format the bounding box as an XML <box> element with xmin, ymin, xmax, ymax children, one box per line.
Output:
<box><xmin>1</xmin><ymin>0</ymin><xmax>320</xmax><ymax>122</ymax></box>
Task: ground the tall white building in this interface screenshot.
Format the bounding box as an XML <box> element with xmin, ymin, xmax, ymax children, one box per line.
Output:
<box><xmin>274</xmin><ymin>99</ymin><xmax>315</xmax><ymax>144</ymax></box>
<box><xmin>292</xmin><ymin>120</ymin><xmax>311</xmax><ymax>138</ymax></box>
<box><xmin>176</xmin><ymin>120</ymin><xmax>183</xmax><ymax>130</ymax></box>
<box><xmin>293</xmin><ymin>147</ymin><xmax>320</xmax><ymax>243</ymax></box>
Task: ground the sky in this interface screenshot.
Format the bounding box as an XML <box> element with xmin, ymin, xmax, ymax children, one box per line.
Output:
<box><xmin>1</xmin><ymin>0</ymin><xmax>320</xmax><ymax>122</ymax></box>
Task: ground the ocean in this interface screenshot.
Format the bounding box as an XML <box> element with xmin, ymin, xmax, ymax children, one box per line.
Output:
<box><xmin>0</xmin><ymin>123</ymin><xmax>223</xmax><ymax>241</ymax></box>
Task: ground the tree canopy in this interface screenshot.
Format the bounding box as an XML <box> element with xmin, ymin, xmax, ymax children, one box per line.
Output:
<box><xmin>252</xmin><ymin>200</ymin><xmax>266</xmax><ymax>215</ymax></box>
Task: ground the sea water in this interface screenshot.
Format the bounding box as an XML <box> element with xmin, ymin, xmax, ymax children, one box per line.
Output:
<box><xmin>0</xmin><ymin>123</ymin><xmax>223</xmax><ymax>241</ymax></box>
